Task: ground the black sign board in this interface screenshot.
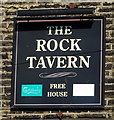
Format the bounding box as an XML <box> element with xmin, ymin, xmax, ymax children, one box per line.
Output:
<box><xmin>11</xmin><ymin>16</ymin><xmax>105</xmax><ymax>109</ymax></box>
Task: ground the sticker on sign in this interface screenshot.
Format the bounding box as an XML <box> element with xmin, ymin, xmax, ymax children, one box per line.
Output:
<box><xmin>21</xmin><ymin>84</ymin><xmax>43</xmax><ymax>96</ymax></box>
<box><xmin>73</xmin><ymin>84</ymin><xmax>95</xmax><ymax>96</ymax></box>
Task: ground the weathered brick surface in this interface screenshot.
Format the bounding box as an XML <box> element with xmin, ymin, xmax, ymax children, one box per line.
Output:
<box><xmin>0</xmin><ymin>1</ymin><xmax>114</xmax><ymax>120</ymax></box>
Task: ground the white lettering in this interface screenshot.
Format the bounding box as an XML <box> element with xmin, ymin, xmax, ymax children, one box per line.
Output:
<box><xmin>56</xmin><ymin>56</ymin><xmax>67</xmax><ymax>68</ymax></box>
<box><xmin>36</xmin><ymin>40</ymin><xmax>47</xmax><ymax>51</ymax></box>
<box><xmin>26</xmin><ymin>57</ymin><xmax>37</xmax><ymax>68</ymax></box>
<box><xmin>59</xmin><ymin>39</ymin><xmax>69</xmax><ymax>51</ymax></box>
<box><xmin>67</xmin><ymin>56</ymin><xmax>78</xmax><ymax>68</ymax></box>
<box><xmin>47</xmin><ymin>39</ymin><xmax>58</xmax><ymax>51</ymax></box>
<box><xmin>70</xmin><ymin>39</ymin><xmax>82</xmax><ymax>51</ymax></box>
<box><xmin>64</xmin><ymin>26</ymin><xmax>72</xmax><ymax>35</ymax></box>
<box><xmin>79</xmin><ymin>56</ymin><xmax>91</xmax><ymax>68</ymax></box>
<box><xmin>47</xmin><ymin>26</ymin><xmax>54</xmax><ymax>35</ymax></box>
<box><xmin>36</xmin><ymin>56</ymin><xmax>46</xmax><ymax>68</ymax></box>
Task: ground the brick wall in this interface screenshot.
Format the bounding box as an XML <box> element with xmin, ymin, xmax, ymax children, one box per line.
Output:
<box><xmin>0</xmin><ymin>1</ymin><xmax>114</xmax><ymax>120</ymax></box>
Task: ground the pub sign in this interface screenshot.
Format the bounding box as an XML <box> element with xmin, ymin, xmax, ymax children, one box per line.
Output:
<box><xmin>11</xmin><ymin>16</ymin><xmax>105</xmax><ymax>109</ymax></box>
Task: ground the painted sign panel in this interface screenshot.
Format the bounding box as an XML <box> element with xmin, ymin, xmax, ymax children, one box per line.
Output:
<box><xmin>11</xmin><ymin>16</ymin><xmax>105</xmax><ymax>109</ymax></box>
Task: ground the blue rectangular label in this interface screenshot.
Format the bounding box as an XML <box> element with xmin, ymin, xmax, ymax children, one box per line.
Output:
<box><xmin>21</xmin><ymin>84</ymin><xmax>43</xmax><ymax>96</ymax></box>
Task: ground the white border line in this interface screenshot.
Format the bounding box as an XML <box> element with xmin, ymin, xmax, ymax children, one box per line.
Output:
<box><xmin>100</xmin><ymin>19</ymin><xmax>103</xmax><ymax>105</ymax></box>
<box><xmin>14</xmin><ymin>18</ymin><xmax>103</xmax><ymax>106</ymax></box>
